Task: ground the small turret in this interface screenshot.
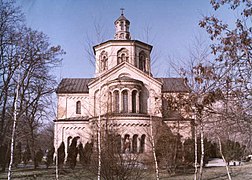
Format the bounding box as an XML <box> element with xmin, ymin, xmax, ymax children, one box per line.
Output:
<box><xmin>114</xmin><ymin>8</ymin><xmax>131</xmax><ymax>40</ymax></box>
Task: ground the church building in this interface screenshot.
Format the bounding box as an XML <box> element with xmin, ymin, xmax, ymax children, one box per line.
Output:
<box><xmin>54</xmin><ymin>11</ymin><xmax>193</xmax><ymax>159</ymax></box>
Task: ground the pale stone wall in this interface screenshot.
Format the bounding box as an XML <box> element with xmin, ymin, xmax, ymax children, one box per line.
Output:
<box><xmin>92</xmin><ymin>117</ymin><xmax>156</xmax><ymax>155</ymax></box>
<box><xmin>57</xmin><ymin>93</ymin><xmax>90</xmax><ymax>119</ymax></box>
<box><xmin>95</xmin><ymin>41</ymin><xmax>151</xmax><ymax>76</ymax></box>
<box><xmin>54</xmin><ymin>121</ymin><xmax>91</xmax><ymax>161</ymax></box>
<box><xmin>89</xmin><ymin>63</ymin><xmax>162</xmax><ymax>117</ymax></box>
<box><xmin>95</xmin><ymin>43</ymin><xmax>135</xmax><ymax>75</ymax></box>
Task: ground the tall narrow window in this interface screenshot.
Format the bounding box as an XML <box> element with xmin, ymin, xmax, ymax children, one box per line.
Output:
<box><xmin>76</xmin><ymin>101</ymin><xmax>81</xmax><ymax>114</ymax></box>
<box><xmin>139</xmin><ymin>51</ymin><xmax>146</xmax><ymax>72</ymax></box>
<box><xmin>139</xmin><ymin>134</ymin><xmax>146</xmax><ymax>153</ymax></box>
<box><xmin>101</xmin><ymin>56</ymin><xmax>108</xmax><ymax>71</ymax></box>
<box><xmin>132</xmin><ymin>134</ymin><xmax>138</xmax><ymax>153</ymax></box>
<box><xmin>132</xmin><ymin>90</ymin><xmax>137</xmax><ymax>113</ymax></box>
<box><xmin>122</xmin><ymin>90</ymin><xmax>128</xmax><ymax>113</ymax></box>
<box><xmin>120</xmin><ymin>22</ymin><xmax>124</xmax><ymax>31</ymax></box>
<box><xmin>108</xmin><ymin>92</ymin><xmax>112</xmax><ymax>113</ymax></box>
<box><xmin>114</xmin><ymin>91</ymin><xmax>119</xmax><ymax>113</ymax></box>
<box><xmin>116</xmin><ymin>134</ymin><xmax>121</xmax><ymax>153</ymax></box>
<box><xmin>123</xmin><ymin>134</ymin><xmax>130</xmax><ymax>153</ymax></box>
<box><xmin>100</xmin><ymin>51</ymin><xmax>108</xmax><ymax>72</ymax></box>
<box><xmin>67</xmin><ymin>136</ymin><xmax>72</xmax><ymax>152</ymax></box>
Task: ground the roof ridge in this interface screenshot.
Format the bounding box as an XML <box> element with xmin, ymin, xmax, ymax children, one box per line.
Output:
<box><xmin>57</xmin><ymin>77</ymin><xmax>190</xmax><ymax>94</ymax></box>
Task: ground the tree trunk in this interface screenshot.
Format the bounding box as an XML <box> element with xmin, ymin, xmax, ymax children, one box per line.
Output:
<box><xmin>194</xmin><ymin>124</ymin><xmax>198</xmax><ymax>180</ymax></box>
<box><xmin>199</xmin><ymin>122</ymin><xmax>204</xmax><ymax>180</ymax></box>
<box><xmin>97</xmin><ymin>78</ymin><xmax>102</xmax><ymax>180</ymax></box>
<box><xmin>31</xmin><ymin>130</ymin><xmax>36</xmax><ymax>169</ymax></box>
<box><xmin>7</xmin><ymin>67</ymin><xmax>20</xmax><ymax>180</ymax></box>
<box><xmin>55</xmin><ymin>123</ymin><xmax>59</xmax><ymax>180</ymax></box>
<box><xmin>218</xmin><ymin>136</ymin><xmax>232</xmax><ymax>180</ymax></box>
<box><xmin>150</xmin><ymin>116</ymin><xmax>160</xmax><ymax>180</ymax></box>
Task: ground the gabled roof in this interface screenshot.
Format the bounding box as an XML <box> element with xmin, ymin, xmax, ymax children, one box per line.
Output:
<box><xmin>156</xmin><ymin>78</ymin><xmax>190</xmax><ymax>93</ymax></box>
<box><xmin>56</xmin><ymin>77</ymin><xmax>190</xmax><ymax>94</ymax></box>
<box><xmin>88</xmin><ymin>61</ymin><xmax>162</xmax><ymax>88</ymax></box>
<box><xmin>56</xmin><ymin>78</ymin><xmax>94</xmax><ymax>94</ymax></box>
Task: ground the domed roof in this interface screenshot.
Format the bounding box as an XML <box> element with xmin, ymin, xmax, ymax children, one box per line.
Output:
<box><xmin>108</xmin><ymin>76</ymin><xmax>143</xmax><ymax>85</ymax></box>
<box><xmin>114</xmin><ymin>14</ymin><xmax>130</xmax><ymax>24</ymax></box>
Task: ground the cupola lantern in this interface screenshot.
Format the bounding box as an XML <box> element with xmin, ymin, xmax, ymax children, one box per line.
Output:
<box><xmin>114</xmin><ymin>8</ymin><xmax>131</xmax><ymax>40</ymax></box>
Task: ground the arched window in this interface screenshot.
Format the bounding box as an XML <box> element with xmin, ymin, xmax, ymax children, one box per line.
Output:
<box><xmin>108</xmin><ymin>92</ymin><xmax>112</xmax><ymax>113</ymax></box>
<box><xmin>101</xmin><ymin>56</ymin><xmax>108</xmax><ymax>71</ymax></box>
<box><xmin>100</xmin><ymin>51</ymin><xmax>108</xmax><ymax>72</ymax></box>
<box><xmin>67</xmin><ymin>136</ymin><xmax>72</xmax><ymax>152</ymax></box>
<box><xmin>132</xmin><ymin>134</ymin><xmax>138</xmax><ymax>153</ymax></box>
<box><xmin>114</xmin><ymin>91</ymin><xmax>119</xmax><ymax>113</ymax></box>
<box><xmin>139</xmin><ymin>134</ymin><xmax>146</xmax><ymax>153</ymax></box>
<box><xmin>123</xmin><ymin>134</ymin><xmax>130</xmax><ymax>153</ymax></box>
<box><xmin>116</xmin><ymin>134</ymin><xmax>121</xmax><ymax>153</ymax></box>
<box><xmin>139</xmin><ymin>51</ymin><xmax>146</xmax><ymax>72</ymax></box>
<box><xmin>132</xmin><ymin>90</ymin><xmax>137</xmax><ymax>113</ymax></box>
<box><xmin>117</xmin><ymin>48</ymin><xmax>129</xmax><ymax>64</ymax></box>
<box><xmin>76</xmin><ymin>101</ymin><xmax>81</xmax><ymax>114</ymax></box>
<box><xmin>122</xmin><ymin>90</ymin><xmax>128</xmax><ymax>113</ymax></box>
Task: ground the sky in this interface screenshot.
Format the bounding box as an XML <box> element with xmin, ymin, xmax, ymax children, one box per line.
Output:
<box><xmin>17</xmin><ymin>0</ymin><xmax>234</xmax><ymax>81</ymax></box>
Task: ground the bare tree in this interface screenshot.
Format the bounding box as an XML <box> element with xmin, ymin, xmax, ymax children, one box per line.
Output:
<box><xmin>195</xmin><ymin>1</ymin><xmax>252</xmax><ymax>179</ymax></box>
<box><xmin>87</xmin><ymin>119</ymin><xmax>146</xmax><ymax>180</ymax></box>
<box><xmin>15</xmin><ymin>27</ymin><xmax>63</xmax><ymax>169</ymax></box>
<box><xmin>0</xmin><ymin>0</ymin><xmax>24</xmax><ymax>172</ymax></box>
<box><xmin>168</xmin><ymin>36</ymin><xmax>222</xmax><ymax>179</ymax></box>
<box><xmin>0</xmin><ymin>0</ymin><xmax>64</xmax><ymax>176</ymax></box>
<box><xmin>199</xmin><ymin>0</ymin><xmax>252</xmax><ymax>147</ymax></box>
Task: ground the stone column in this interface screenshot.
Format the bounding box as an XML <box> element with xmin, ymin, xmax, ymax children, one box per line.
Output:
<box><xmin>121</xmin><ymin>137</ymin><xmax>123</xmax><ymax>153</ymax></box>
<box><xmin>62</xmin><ymin>127</ymin><xmax>67</xmax><ymax>163</ymax></box>
<box><xmin>137</xmin><ymin>135</ymin><xmax>140</xmax><ymax>153</ymax></box>
<box><xmin>129</xmin><ymin>135</ymin><xmax>132</xmax><ymax>153</ymax></box>
<box><xmin>110</xmin><ymin>91</ymin><xmax>113</xmax><ymax>112</ymax></box>
<box><xmin>128</xmin><ymin>90</ymin><xmax>132</xmax><ymax>113</ymax></box>
<box><xmin>119</xmin><ymin>90</ymin><xmax>122</xmax><ymax>113</ymax></box>
<box><xmin>181</xmin><ymin>139</ymin><xmax>185</xmax><ymax>163</ymax></box>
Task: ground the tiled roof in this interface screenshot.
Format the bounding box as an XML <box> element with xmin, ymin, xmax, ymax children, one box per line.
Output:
<box><xmin>56</xmin><ymin>77</ymin><xmax>190</xmax><ymax>94</ymax></box>
<box><xmin>56</xmin><ymin>78</ymin><xmax>93</xmax><ymax>93</ymax></box>
<box><xmin>155</xmin><ymin>78</ymin><xmax>190</xmax><ymax>93</ymax></box>
<box><xmin>54</xmin><ymin>116</ymin><xmax>89</xmax><ymax>122</ymax></box>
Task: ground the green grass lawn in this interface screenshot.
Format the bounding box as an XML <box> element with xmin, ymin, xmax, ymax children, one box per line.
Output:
<box><xmin>1</xmin><ymin>162</ymin><xmax>252</xmax><ymax>180</ymax></box>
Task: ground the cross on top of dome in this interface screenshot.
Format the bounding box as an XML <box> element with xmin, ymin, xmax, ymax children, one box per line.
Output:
<box><xmin>120</xmin><ymin>8</ymin><xmax>124</xmax><ymax>15</ymax></box>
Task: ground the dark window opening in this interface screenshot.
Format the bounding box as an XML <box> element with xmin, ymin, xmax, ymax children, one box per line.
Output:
<box><xmin>76</xmin><ymin>101</ymin><xmax>81</xmax><ymax>114</ymax></box>
<box><xmin>132</xmin><ymin>134</ymin><xmax>138</xmax><ymax>153</ymax></box>
<box><xmin>123</xmin><ymin>134</ymin><xmax>130</xmax><ymax>153</ymax></box>
<box><xmin>116</xmin><ymin>135</ymin><xmax>121</xmax><ymax>153</ymax></box>
<box><xmin>139</xmin><ymin>51</ymin><xmax>146</xmax><ymax>72</ymax></box>
<box><xmin>122</xmin><ymin>90</ymin><xmax>128</xmax><ymax>113</ymax></box>
<box><xmin>114</xmin><ymin>91</ymin><xmax>119</xmax><ymax>113</ymax></box>
<box><xmin>132</xmin><ymin>91</ymin><xmax>137</xmax><ymax>113</ymax></box>
<box><xmin>140</xmin><ymin>134</ymin><xmax>146</xmax><ymax>153</ymax></box>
